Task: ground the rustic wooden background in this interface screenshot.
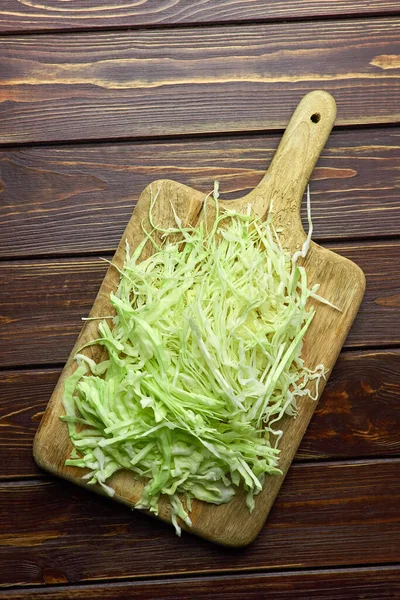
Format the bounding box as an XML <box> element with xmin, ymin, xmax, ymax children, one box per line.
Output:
<box><xmin>0</xmin><ymin>1</ymin><xmax>399</xmax><ymax>598</ymax></box>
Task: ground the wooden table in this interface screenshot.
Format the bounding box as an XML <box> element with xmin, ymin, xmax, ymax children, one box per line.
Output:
<box><xmin>1</xmin><ymin>2</ymin><xmax>399</xmax><ymax>598</ymax></box>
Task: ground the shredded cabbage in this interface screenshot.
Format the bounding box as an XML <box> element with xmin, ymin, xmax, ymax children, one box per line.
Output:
<box><xmin>61</xmin><ymin>186</ymin><xmax>331</xmax><ymax>535</ymax></box>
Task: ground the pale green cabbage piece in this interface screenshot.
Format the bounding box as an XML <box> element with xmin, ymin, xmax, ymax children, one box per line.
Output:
<box><xmin>61</xmin><ymin>187</ymin><xmax>330</xmax><ymax>535</ymax></box>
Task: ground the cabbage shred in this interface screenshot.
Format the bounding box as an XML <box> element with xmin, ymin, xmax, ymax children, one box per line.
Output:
<box><xmin>62</xmin><ymin>190</ymin><xmax>328</xmax><ymax>535</ymax></box>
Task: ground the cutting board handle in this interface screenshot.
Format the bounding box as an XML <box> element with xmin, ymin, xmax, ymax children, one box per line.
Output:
<box><xmin>245</xmin><ymin>90</ymin><xmax>336</xmax><ymax>244</ymax></box>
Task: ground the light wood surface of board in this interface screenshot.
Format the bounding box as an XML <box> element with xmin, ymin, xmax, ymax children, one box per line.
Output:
<box><xmin>33</xmin><ymin>91</ymin><xmax>365</xmax><ymax>546</ymax></box>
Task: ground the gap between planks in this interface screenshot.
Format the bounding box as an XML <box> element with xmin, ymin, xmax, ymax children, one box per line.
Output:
<box><xmin>0</xmin><ymin>4</ymin><xmax>400</xmax><ymax>37</ymax></box>
<box><xmin>0</xmin><ymin>564</ymin><xmax>399</xmax><ymax>596</ymax></box>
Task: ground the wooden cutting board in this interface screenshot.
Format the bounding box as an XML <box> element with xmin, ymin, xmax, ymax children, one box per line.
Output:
<box><xmin>34</xmin><ymin>90</ymin><xmax>365</xmax><ymax>547</ymax></box>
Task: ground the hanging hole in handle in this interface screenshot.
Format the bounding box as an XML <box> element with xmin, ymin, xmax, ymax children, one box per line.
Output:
<box><xmin>310</xmin><ymin>112</ymin><xmax>321</xmax><ymax>123</ymax></box>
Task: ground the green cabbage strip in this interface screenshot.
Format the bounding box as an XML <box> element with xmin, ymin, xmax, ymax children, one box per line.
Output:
<box><xmin>61</xmin><ymin>186</ymin><xmax>331</xmax><ymax>535</ymax></box>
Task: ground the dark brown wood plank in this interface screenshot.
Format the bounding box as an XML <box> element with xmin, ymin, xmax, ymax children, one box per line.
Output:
<box><xmin>1</xmin><ymin>351</ymin><xmax>399</xmax><ymax>479</ymax></box>
<box><xmin>1</xmin><ymin>128</ymin><xmax>399</xmax><ymax>258</ymax></box>
<box><xmin>0</xmin><ymin>241</ymin><xmax>398</xmax><ymax>368</ymax></box>
<box><xmin>0</xmin><ymin>459</ymin><xmax>398</xmax><ymax>586</ymax></box>
<box><xmin>0</xmin><ymin>257</ymin><xmax>107</xmax><ymax>368</ymax></box>
<box><xmin>299</xmin><ymin>350</ymin><xmax>400</xmax><ymax>460</ymax></box>
<box><xmin>1</xmin><ymin>19</ymin><xmax>399</xmax><ymax>144</ymax></box>
<box><xmin>0</xmin><ymin>369</ymin><xmax>58</xmax><ymax>479</ymax></box>
<box><xmin>338</xmin><ymin>242</ymin><xmax>400</xmax><ymax>349</ymax></box>
<box><xmin>0</xmin><ymin>257</ymin><xmax>102</xmax><ymax>368</ymax></box>
<box><xmin>1</xmin><ymin>0</ymin><xmax>400</xmax><ymax>34</ymax></box>
<box><xmin>2</xmin><ymin>566</ymin><xmax>399</xmax><ymax>599</ymax></box>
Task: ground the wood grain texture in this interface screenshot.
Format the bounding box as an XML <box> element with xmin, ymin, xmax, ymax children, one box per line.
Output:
<box><xmin>1</xmin><ymin>19</ymin><xmax>400</xmax><ymax>144</ymax></box>
<box><xmin>299</xmin><ymin>350</ymin><xmax>400</xmax><ymax>460</ymax></box>
<box><xmin>0</xmin><ymin>241</ymin><xmax>397</xmax><ymax>369</ymax></box>
<box><xmin>344</xmin><ymin>242</ymin><xmax>400</xmax><ymax>348</ymax></box>
<box><xmin>1</xmin><ymin>128</ymin><xmax>399</xmax><ymax>258</ymax></box>
<box><xmin>0</xmin><ymin>369</ymin><xmax>59</xmax><ymax>480</ymax></box>
<box><xmin>2</xmin><ymin>566</ymin><xmax>399</xmax><ymax>600</ymax></box>
<box><xmin>0</xmin><ymin>257</ymin><xmax>108</xmax><ymax>368</ymax></box>
<box><xmin>2</xmin><ymin>351</ymin><xmax>399</xmax><ymax>479</ymax></box>
<box><xmin>0</xmin><ymin>459</ymin><xmax>399</xmax><ymax>586</ymax></box>
<box><xmin>0</xmin><ymin>0</ymin><xmax>399</xmax><ymax>594</ymax></box>
<box><xmin>32</xmin><ymin>92</ymin><xmax>367</xmax><ymax>546</ymax></box>
<box><xmin>1</xmin><ymin>0</ymin><xmax>400</xmax><ymax>33</ymax></box>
